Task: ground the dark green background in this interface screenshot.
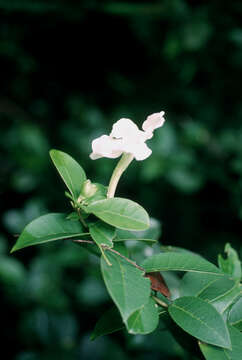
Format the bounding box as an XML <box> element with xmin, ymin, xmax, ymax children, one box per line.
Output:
<box><xmin>0</xmin><ymin>1</ymin><xmax>242</xmax><ymax>359</ymax></box>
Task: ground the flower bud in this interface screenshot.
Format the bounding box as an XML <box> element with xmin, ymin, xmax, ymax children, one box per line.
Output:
<box><xmin>78</xmin><ymin>179</ymin><xmax>97</xmax><ymax>202</ymax></box>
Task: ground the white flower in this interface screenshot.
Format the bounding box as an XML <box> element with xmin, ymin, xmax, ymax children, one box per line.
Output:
<box><xmin>90</xmin><ymin>111</ymin><xmax>165</xmax><ymax>161</ymax></box>
<box><xmin>90</xmin><ymin>135</ymin><xmax>123</xmax><ymax>160</ymax></box>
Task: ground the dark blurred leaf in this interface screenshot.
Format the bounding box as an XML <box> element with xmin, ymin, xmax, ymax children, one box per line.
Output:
<box><xmin>91</xmin><ymin>306</ymin><xmax>124</xmax><ymax>340</ymax></box>
<box><xmin>101</xmin><ymin>2</ymin><xmax>165</xmax><ymax>16</ymax></box>
<box><xmin>0</xmin><ymin>256</ymin><xmax>26</xmax><ymax>284</ymax></box>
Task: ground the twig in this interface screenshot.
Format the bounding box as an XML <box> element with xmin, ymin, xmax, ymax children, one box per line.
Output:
<box><xmin>102</xmin><ymin>245</ymin><xmax>145</xmax><ymax>271</ymax></box>
<box><xmin>73</xmin><ymin>239</ymin><xmax>93</xmax><ymax>245</ymax></box>
<box><xmin>73</xmin><ymin>239</ymin><xmax>145</xmax><ymax>271</ymax></box>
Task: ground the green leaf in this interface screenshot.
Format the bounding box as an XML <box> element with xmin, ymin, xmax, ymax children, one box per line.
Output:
<box><xmin>101</xmin><ymin>251</ymin><xmax>151</xmax><ymax>324</ymax></box>
<box><xmin>74</xmin><ymin>239</ymin><xmax>128</xmax><ymax>259</ymax></box>
<box><xmin>49</xmin><ymin>149</ymin><xmax>86</xmax><ymax>200</ymax></box>
<box><xmin>225</xmin><ymin>325</ymin><xmax>242</xmax><ymax>359</ymax></box>
<box><xmin>160</xmin><ymin>245</ymin><xmax>201</xmax><ymax>256</ymax></box>
<box><xmin>126</xmin><ymin>297</ymin><xmax>159</xmax><ymax>335</ymax></box>
<box><xmin>113</xmin><ymin>217</ymin><xmax>160</xmax><ymax>244</ymax></box>
<box><xmin>218</xmin><ymin>243</ymin><xmax>241</xmax><ymax>281</ymax></box>
<box><xmin>114</xmin><ymin>228</ymin><xmax>156</xmax><ymax>243</ymax></box>
<box><xmin>142</xmin><ymin>252</ymin><xmax>223</xmax><ymax>275</ymax></box>
<box><xmin>91</xmin><ymin>307</ymin><xmax>124</xmax><ymax>340</ymax></box>
<box><xmin>74</xmin><ymin>238</ymin><xmax>101</xmax><ymax>257</ymax></box>
<box><xmin>87</xmin><ymin>197</ymin><xmax>150</xmax><ymax>231</ymax></box>
<box><xmin>228</xmin><ymin>296</ymin><xmax>242</xmax><ymax>331</ymax></box>
<box><xmin>89</xmin><ymin>221</ymin><xmax>116</xmax><ymax>248</ymax></box>
<box><xmin>119</xmin><ymin>217</ymin><xmax>161</xmax><ymax>241</ymax></box>
<box><xmin>86</xmin><ymin>183</ymin><xmax>107</xmax><ymax>204</ymax></box>
<box><xmin>199</xmin><ymin>325</ymin><xmax>242</xmax><ymax>360</ymax></box>
<box><xmin>180</xmin><ymin>273</ymin><xmax>223</xmax><ymax>297</ymax></box>
<box><xmin>168</xmin><ymin>296</ymin><xmax>231</xmax><ymax>349</ymax></box>
<box><xmin>199</xmin><ymin>343</ymin><xmax>228</xmax><ymax>360</ymax></box>
<box><xmin>11</xmin><ymin>213</ymin><xmax>87</xmax><ymax>252</ymax></box>
<box><xmin>66</xmin><ymin>212</ymin><xmax>80</xmax><ymax>220</ymax></box>
<box><xmin>113</xmin><ymin>242</ymin><xmax>129</xmax><ymax>257</ymax></box>
<box><xmin>180</xmin><ymin>272</ymin><xmax>241</xmax><ymax>314</ymax></box>
<box><xmin>210</xmin><ymin>284</ymin><xmax>241</xmax><ymax>314</ymax></box>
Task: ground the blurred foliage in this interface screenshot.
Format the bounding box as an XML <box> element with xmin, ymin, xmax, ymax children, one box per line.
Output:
<box><xmin>0</xmin><ymin>0</ymin><xmax>242</xmax><ymax>358</ymax></box>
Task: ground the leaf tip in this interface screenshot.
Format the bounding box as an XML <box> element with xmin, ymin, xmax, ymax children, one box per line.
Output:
<box><xmin>49</xmin><ymin>148</ymin><xmax>58</xmax><ymax>159</ymax></box>
<box><xmin>10</xmin><ymin>245</ymin><xmax>17</xmax><ymax>254</ymax></box>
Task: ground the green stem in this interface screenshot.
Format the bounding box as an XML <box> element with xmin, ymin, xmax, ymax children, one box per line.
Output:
<box><xmin>152</xmin><ymin>295</ymin><xmax>168</xmax><ymax>308</ymax></box>
<box><xmin>107</xmin><ymin>153</ymin><xmax>134</xmax><ymax>198</ymax></box>
<box><xmin>99</xmin><ymin>245</ymin><xmax>112</xmax><ymax>266</ymax></box>
<box><xmin>72</xmin><ymin>239</ymin><xmax>144</xmax><ymax>271</ymax></box>
<box><xmin>77</xmin><ymin>208</ymin><xmax>88</xmax><ymax>228</ymax></box>
<box><xmin>103</xmin><ymin>245</ymin><xmax>145</xmax><ymax>271</ymax></box>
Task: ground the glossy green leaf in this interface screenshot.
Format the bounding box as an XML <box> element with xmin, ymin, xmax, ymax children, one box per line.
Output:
<box><xmin>180</xmin><ymin>272</ymin><xmax>240</xmax><ymax>314</ymax></box>
<box><xmin>87</xmin><ymin>197</ymin><xmax>150</xmax><ymax>231</ymax></box>
<box><xmin>210</xmin><ymin>284</ymin><xmax>241</xmax><ymax>314</ymax></box>
<box><xmin>101</xmin><ymin>251</ymin><xmax>151</xmax><ymax>323</ymax></box>
<box><xmin>49</xmin><ymin>149</ymin><xmax>86</xmax><ymax>200</ymax></box>
<box><xmin>126</xmin><ymin>297</ymin><xmax>159</xmax><ymax>335</ymax></box>
<box><xmin>142</xmin><ymin>252</ymin><xmax>222</xmax><ymax>275</ymax></box>
<box><xmin>218</xmin><ymin>243</ymin><xmax>241</xmax><ymax>281</ymax></box>
<box><xmin>199</xmin><ymin>325</ymin><xmax>242</xmax><ymax>360</ymax></box>
<box><xmin>89</xmin><ymin>221</ymin><xmax>115</xmax><ymax>248</ymax></box>
<box><xmin>168</xmin><ymin>296</ymin><xmax>231</xmax><ymax>349</ymax></box>
<box><xmin>11</xmin><ymin>213</ymin><xmax>87</xmax><ymax>252</ymax></box>
<box><xmin>199</xmin><ymin>343</ymin><xmax>228</xmax><ymax>360</ymax></box>
<box><xmin>180</xmin><ymin>272</ymin><xmax>223</xmax><ymax>297</ymax></box>
<box><xmin>91</xmin><ymin>306</ymin><xmax>124</xmax><ymax>340</ymax></box>
<box><xmin>228</xmin><ymin>296</ymin><xmax>242</xmax><ymax>331</ymax></box>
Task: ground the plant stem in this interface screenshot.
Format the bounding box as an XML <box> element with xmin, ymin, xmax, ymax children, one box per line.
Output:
<box><xmin>73</xmin><ymin>239</ymin><xmax>93</xmax><ymax>244</ymax></box>
<box><xmin>107</xmin><ymin>153</ymin><xmax>134</xmax><ymax>198</ymax></box>
<box><xmin>102</xmin><ymin>245</ymin><xmax>145</xmax><ymax>271</ymax></box>
<box><xmin>99</xmin><ymin>245</ymin><xmax>112</xmax><ymax>266</ymax></box>
<box><xmin>77</xmin><ymin>208</ymin><xmax>88</xmax><ymax>228</ymax></box>
<box><xmin>152</xmin><ymin>295</ymin><xmax>168</xmax><ymax>308</ymax></box>
<box><xmin>73</xmin><ymin>239</ymin><xmax>144</xmax><ymax>271</ymax></box>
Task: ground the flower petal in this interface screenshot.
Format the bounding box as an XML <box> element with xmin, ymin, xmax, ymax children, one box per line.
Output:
<box><xmin>90</xmin><ymin>112</ymin><xmax>165</xmax><ymax>161</ymax></box>
<box><xmin>90</xmin><ymin>135</ymin><xmax>123</xmax><ymax>160</ymax></box>
<box><xmin>142</xmin><ymin>111</ymin><xmax>165</xmax><ymax>138</ymax></box>
<box><xmin>111</xmin><ymin>118</ymin><xmax>142</xmax><ymax>140</ymax></box>
<box><xmin>121</xmin><ymin>141</ymin><xmax>152</xmax><ymax>161</ymax></box>
<box><xmin>133</xmin><ymin>143</ymin><xmax>152</xmax><ymax>161</ymax></box>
